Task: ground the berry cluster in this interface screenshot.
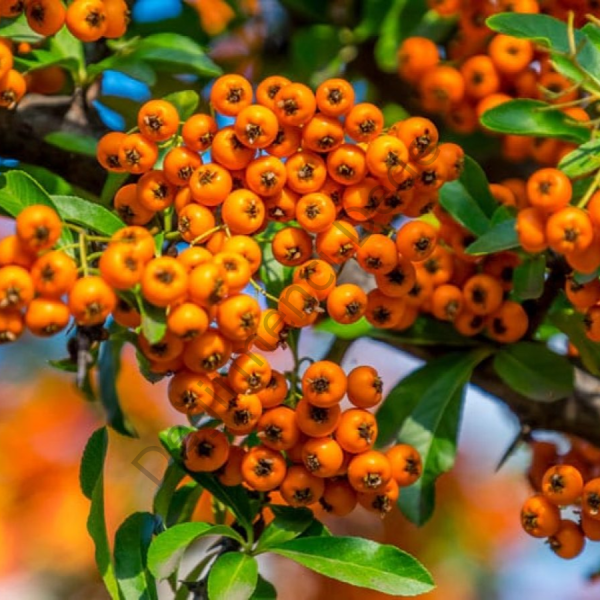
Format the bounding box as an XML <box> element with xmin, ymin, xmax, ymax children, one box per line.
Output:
<box><xmin>180</xmin><ymin>362</ymin><xmax>422</xmax><ymax>516</ymax></box>
<box><xmin>7</xmin><ymin>72</ymin><xmax>599</xmax><ymax>518</ymax></box>
<box><xmin>397</xmin><ymin>0</ymin><xmax>588</xmax><ymax>165</ymax></box>
<box><xmin>0</xmin><ymin>0</ymin><xmax>129</xmax><ymax>107</ymax></box>
<box><xmin>511</xmin><ymin>166</ymin><xmax>600</xmax><ymax>342</ymax></box>
<box><xmin>521</xmin><ymin>438</ymin><xmax>600</xmax><ymax>559</ymax></box>
<box><xmin>99</xmin><ymin>77</ymin><xmax>534</xmax><ymax>342</ymax></box>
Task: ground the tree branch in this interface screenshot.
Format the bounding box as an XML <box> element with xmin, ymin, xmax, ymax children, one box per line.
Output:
<box><xmin>375</xmin><ymin>338</ymin><xmax>600</xmax><ymax>447</ymax></box>
<box><xmin>0</xmin><ymin>93</ymin><xmax>107</xmax><ymax>193</ymax></box>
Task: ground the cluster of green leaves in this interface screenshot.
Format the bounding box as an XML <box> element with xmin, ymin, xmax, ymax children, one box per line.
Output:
<box><xmin>439</xmin><ymin>155</ymin><xmax>520</xmax><ymax>255</ymax></box>
<box><xmin>482</xmin><ymin>13</ymin><xmax>598</xmax><ymax>156</ymax></box>
<box><xmin>79</xmin><ymin>426</ymin><xmax>434</xmax><ymax>600</ymax></box>
<box><xmin>476</xmin><ymin>14</ymin><xmax>600</xmax><ymax>303</ymax></box>
<box><xmin>437</xmin><ymin>155</ymin><xmax>552</xmax><ymax>302</ymax></box>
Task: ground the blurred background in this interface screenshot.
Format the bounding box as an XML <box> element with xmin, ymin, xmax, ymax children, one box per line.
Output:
<box><xmin>2</xmin><ymin>0</ymin><xmax>600</xmax><ymax>598</ymax></box>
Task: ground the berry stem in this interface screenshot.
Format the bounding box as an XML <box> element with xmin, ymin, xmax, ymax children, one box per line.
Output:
<box><xmin>79</xmin><ymin>233</ymin><xmax>89</xmax><ymax>277</ymax></box>
<box><xmin>538</xmin><ymin>96</ymin><xmax>590</xmax><ymax>111</ymax></box>
<box><xmin>248</xmin><ymin>277</ymin><xmax>280</xmax><ymax>303</ymax></box>
<box><xmin>567</xmin><ymin>11</ymin><xmax>577</xmax><ymax>58</ymax></box>
<box><xmin>190</xmin><ymin>225</ymin><xmax>225</xmax><ymax>246</ymax></box>
<box><xmin>286</xmin><ymin>330</ymin><xmax>301</xmax><ymax>407</ymax></box>
<box><xmin>163</xmin><ymin>206</ymin><xmax>174</xmax><ymax>235</ymax></box>
<box><xmin>577</xmin><ymin>168</ymin><xmax>600</xmax><ymax>208</ymax></box>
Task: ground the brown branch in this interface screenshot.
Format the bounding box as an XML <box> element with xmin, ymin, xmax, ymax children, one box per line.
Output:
<box><xmin>365</xmin><ymin>337</ymin><xmax>600</xmax><ymax>447</ymax></box>
<box><xmin>471</xmin><ymin>362</ymin><xmax>600</xmax><ymax>446</ymax></box>
<box><xmin>0</xmin><ymin>92</ymin><xmax>107</xmax><ymax>194</ymax></box>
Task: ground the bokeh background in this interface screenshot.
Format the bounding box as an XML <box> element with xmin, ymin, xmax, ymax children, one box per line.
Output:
<box><xmin>2</xmin><ymin>0</ymin><xmax>600</xmax><ymax>598</ymax></box>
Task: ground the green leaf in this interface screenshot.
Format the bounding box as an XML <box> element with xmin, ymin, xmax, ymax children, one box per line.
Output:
<box><xmin>153</xmin><ymin>461</ymin><xmax>187</xmax><ymax>522</ymax></box>
<box><xmin>49</xmin><ymin>26</ymin><xmax>85</xmax><ymax>80</ymax></box>
<box><xmin>80</xmin><ymin>428</ymin><xmax>120</xmax><ymax>599</ymax></box>
<box><xmin>316</xmin><ymin>317</ymin><xmax>373</xmax><ymax>340</ymax></box>
<box><xmin>437</xmin><ymin>155</ymin><xmax>495</xmax><ymax>234</ymax></box>
<box><xmin>411</xmin><ymin>9</ymin><xmax>458</xmax><ymax>41</ymax></box>
<box><xmin>0</xmin><ymin>170</ymin><xmax>74</xmax><ymax>247</ymax></box>
<box><xmin>299</xmin><ymin>519</ymin><xmax>332</xmax><ymax>538</ymax></box>
<box><xmin>268</xmin><ymin>537</ymin><xmax>434</xmax><ymax>596</ymax></box>
<box><xmin>354</xmin><ymin>0</ymin><xmax>392</xmax><ymax>41</ymax></box>
<box><xmin>0</xmin><ymin>14</ymin><xmax>43</xmax><ymax>42</ymax></box>
<box><xmin>490</xmin><ymin>205</ymin><xmax>517</xmax><ymax>226</ymax></box>
<box><xmin>382</xmin><ymin>103</ymin><xmax>410</xmax><ymax>127</ymax></box>
<box><xmin>163</xmin><ymin>90</ymin><xmax>200</xmax><ymax>122</ymax></box>
<box><xmin>383</xmin><ymin>349</ymin><xmax>492</xmax><ymax>524</ymax></box>
<box><xmin>255</xmin><ymin>506</ymin><xmax>315</xmax><ymax>552</ymax></box>
<box><xmin>550</xmin><ymin>309</ymin><xmax>600</xmax><ymax>377</ymax></box>
<box><xmin>9</xmin><ymin>164</ymin><xmax>73</xmax><ymax>195</ymax></box>
<box><xmin>258</xmin><ymin>233</ymin><xmax>293</xmax><ymax>309</ymax></box>
<box><xmin>574</xmin><ymin>268</ymin><xmax>600</xmax><ymax>285</ymax></box>
<box><xmin>493</xmin><ymin>342</ymin><xmax>574</xmax><ymax>402</ymax></box>
<box><xmin>513</xmin><ymin>254</ymin><xmax>546</xmax><ymax>300</ymax></box>
<box><xmin>281</xmin><ymin>0</ymin><xmax>327</xmax><ymax>21</ymax></box>
<box><xmin>439</xmin><ymin>180</ymin><xmax>491</xmax><ymax>236</ymax></box>
<box><xmin>135</xmin><ymin>346</ymin><xmax>166</xmax><ymax>384</ymax></box>
<box><xmin>558</xmin><ymin>139</ymin><xmax>600</xmax><ymax>178</ymax></box>
<box><xmin>101</xmin><ymin>172</ymin><xmax>130</xmax><ymax>207</ymax></box>
<box><xmin>372</xmin><ymin>316</ymin><xmax>478</xmax><ymax>348</ymax></box>
<box><xmin>487</xmin><ymin>13</ymin><xmax>600</xmax><ymax>87</ymax></box>
<box><xmin>480</xmin><ymin>99</ymin><xmax>590</xmax><ymax>143</ymax></box>
<box><xmin>582</xmin><ymin>22</ymin><xmax>600</xmax><ymax>49</ymax></box>
<box><xmin>51</xmin><ymin>195</ymin><xmax>125</xmax><ymax>236</ymax></box>
<box><xmin>13</xmin><ymin>49</ymin><xmax>79</xmax><ymax>74</ymax></box>
<box><xmin>166</xmin><ymin>482</ymin><xmax>203</xmax><ymax>527</ymax></box>
<box><xmin>97</xmin><ymin>332</ymin><xmax>138</xmax><ymax>437</ymax></box>
<box><xmin>377</xmin><ymin>349</ymin><xmax>490</xmax><ymax>448</ymax></box>
<box><xmin>290</xmin><ymin>25</ymin><xmax>343</xmax><ymax>84</ymax></box>
<box><xmin>138</xmin><ymin>298</ymin><xmax>168</xmax><ymax>345</ymax></box>
<box><xmin>44</xmin><ymin>132</ymin><xmax>98</xmax><ymax>158</ymax></box>
<box><xmin>48</xmin><ymin>357</ymin><xmax>78</xmax><ymax>373</ymax></box>
<box><xmin>250</xmin><ymin>576</ymin><xmax>277</xmax><ymax>600</ymax></box>
<box><xmin>397</xmin><ymin>385</ymin><xmax>464</xmax><ymax>526</ymax></box>
<box><xmin>466</xmin><ymin>219</ymin><xmax>519</xmax><ymax>255</ymax></box>
<box><xmin>460</xmin><ymin>156</ymin><xmax>497</xmax><ymax>218</ymax></box>
<box><xmin>486</xmin><ymin>12</ymin><xmax>570</xmax><ymax>46</ymax></box>
<box><xmin>114</xmin><ymin>512</ymin><xmax>159</xmax><ymax>600</ymax></box>
<box><xmin>0</xmin><ymin>170</ymin><xmax>60</xmax><ymax>215</ymax></box>
<box><xmin>374</xmin><ymin>0</ymin><xmax>408</xmax><ymax>72</ymax></box>
<box><xmin>572</xmin><ymin>174</ymin><xmax>596</xmax><ymax>205</ymax></box>
<box><xmin>159</xmin><ymin>426</ymin><xmax>255</xmax><ymax>529</ymax></box>
<box><xmin>132</xmin><ymin>34</ymin><xmax>222</xmax><ymax>78</ymax></box>
<box><xmin>208</xmin><ymin>553</ymin><xmax>259</xmax><ymax>600</ymax></box>
<box><xmin>147</xmin><ymin>522</ymin><xmax>244</xmax><ymax>580</ymax></box>
<box><xmin>88</xmin><ymin>56</ymin><xmax>157</xmax><ymax>86</ymax></box>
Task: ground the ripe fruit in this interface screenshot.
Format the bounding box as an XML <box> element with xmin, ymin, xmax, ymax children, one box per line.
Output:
<box><xmin>16</xmin><ymin>205</ymin><xmax>61</xmax><ymax>253</ymax></box>
<box><xmin>521</xmin><ymin>494</ymin><xmax>561</xmax><ymax>538</ymax></box>
<box><xmin>347</xmin><ymin>451</ymin><xmax>392</xmax><ymax>493</ymax></box>
<box><xmin>541</xmin><ymin>465</ymin><xmax>584</xmax><ymax>506</ymax></box>
<box><xmin>184</xmin><ymin>429</ymin><xmax>229</xmax><ymax>472</ymax></box>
